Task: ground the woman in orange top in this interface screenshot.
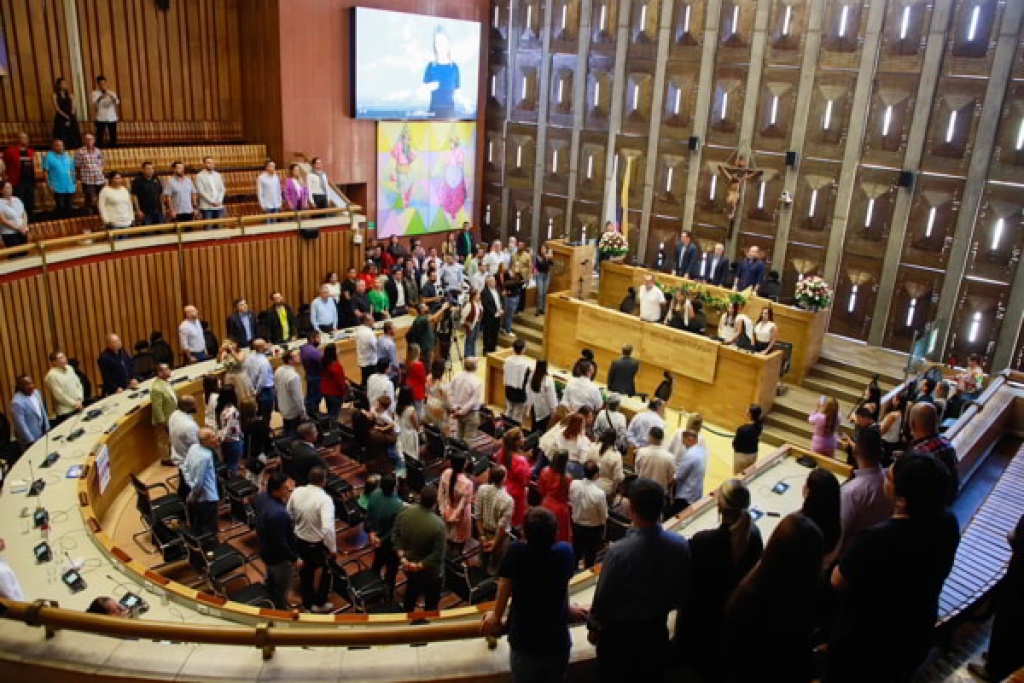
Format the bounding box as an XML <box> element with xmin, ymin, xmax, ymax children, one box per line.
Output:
<box><xmin>539</xmin><ymin>450</ymin><xmax>573</xmax><ymax>543</ymax></box>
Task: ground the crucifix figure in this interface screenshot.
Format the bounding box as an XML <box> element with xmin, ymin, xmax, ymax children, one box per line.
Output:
<box><xmin>720</xmin><ymin>156</ymin><xmax>764</xmax><ymax>226</ymax></box>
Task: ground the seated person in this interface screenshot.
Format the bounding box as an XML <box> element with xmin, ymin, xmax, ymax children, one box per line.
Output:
<box><xmin>684</xmin><ymin>300</ymin><xmax>708</xmax><ymax>335</ymax></box>
<box><xmin>664</xmin><ymin>292</ymin><xmax>694</xmax><ymax>330</ymax></box>
<box><xmin>757</xmin><ymin>270</ymin><xmax>782</xmax><ymax>301</ymax></box>
<box><xmin>619</xmin><ymin>287</ymin><xmax>637</xmax><ymax>314</ymax></box>
<box><xmin>947</xmin><ymin>353</ymin><xmax>985</xmax><ymax>418</ymax></box>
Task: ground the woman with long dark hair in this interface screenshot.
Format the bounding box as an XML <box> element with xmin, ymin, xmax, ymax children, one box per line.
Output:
<box><xmin>723</xmin><ymin>513</ymin><xmax>825</xmax><ymax>683</ymax></box>
<box><xmin>732</xmin><ymin>403</ymin><xmax>763</xmax><ymax>474</ymax></box>
<box><xmin>526</xmin><ymin>359</ymin><xmax>558</xmax><ymax>433</ymax></box>
<box><xmin>801</xmin><ymin>467</ymin><xmax>842</xmax><ymax>559</ymax></box>
<box><xmin>538</xmin><ymin>450</ymin><xmax>573</xmax><ymax>544</ymax></box>
<box><xmin>439</xmin><ymin>453</ymin><xmax>474</xmax><ymax>553</ymax></box>
<box><xmin>240</xmin><ymin>398</ymin><xmax>272</xmax><ymax>482</ymax></box>
<box><xmin>216</xmin><ymin>385</ymin><xmax>243</xmax><ymax>475</ymax></box>
<box><xmin>52</xmin><ymin>77</ymin><xmax>82</xmax><ymax>149</ymax></box>
<box><xmin>496</xmin><ymin>428</ymin><xmax>532</xmax><ymax>532</ymax></box>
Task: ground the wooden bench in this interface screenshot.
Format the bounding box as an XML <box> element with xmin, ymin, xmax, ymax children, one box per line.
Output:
<box><xmin>2</xmin><ymin>121</ymin><xmax>243</xmax><ymax>148</ymax></box>
<box><xmin>28</xmin><ymin>201</ymin><xmax>265</xmax><ymax>241</ymax></box>
<box><xmin>936</xmin><ymin>443</ymin><xmax>1024</xmax><ymax>628</ymax></box>
<box><xmin>32</xmin><ymin>143</ymin><xmax>268</xmax><ymax>179</ymax></box>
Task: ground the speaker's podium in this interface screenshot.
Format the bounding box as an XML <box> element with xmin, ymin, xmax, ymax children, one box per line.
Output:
<box><xmin>547</xmin><ymin>238</ymin><xmax>596</xmax><ymax>301</ymax></box>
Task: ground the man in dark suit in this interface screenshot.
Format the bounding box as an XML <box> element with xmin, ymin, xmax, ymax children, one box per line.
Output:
<box><xmin>97</xmin><ymin>333</ymin><xmax>139</xmax><ymax>395</ymax></box>
<box><xmin>457</xmin><ymin>222</ymin><xmax>474</xmax><ymax>261</ymax></box>
<box><xmin>674</xmin><ymin>230</ymin><xmax>699</xmax><ymax>279</ymax></box>
<box><xmin>385</xmin><ymin>268</ymin><xmax>412</xmax><ymax>317</ymax></box>
<box><xmin>699</xmin><ymin>243</ymin><xmax>731</xmax><ymax>287</ymax></box>
<box><xmin>226</xmin><ymin>297</ymin><xmax>257</xmax><ymax>348</ymax></box>
<box><xmin>607</xmin><ymin>345</ymin><xmax>640</xmax><ymax>397</ymax></box>
<box><xmin>481</xmin><ymin>275</ymin><xmax>504</xmax><ymax>354</ymax></box>
<box><xmin>265</xmin><ymin>291</ymin><xmax>298</xmax><ymax>345</ymax></box>
<box><xmin>735</xmin><ymin>245</ymin><xmax>766</xmax><ymax>291</ymax></box>
<box><xmin>284</xmin><ymin>422</ymin><xmax>329</xmax><ymax>486</ymax></box>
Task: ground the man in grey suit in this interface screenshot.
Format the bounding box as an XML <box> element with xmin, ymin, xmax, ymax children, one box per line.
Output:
<box><xmin>674</xmin><ymin>230</ymin><xmax>699</xmax><ymax>278</ymax></box>
<box><xmin>700</xmin><ymin>243</ymin><xmax>731</xmax><ymax>286</ymax></box>
<box><xmin>607</xmin><ymin>345</ymin><xmax>640</xmax><ymax>397</ymax></box>
<box><xmin>10</xmin><ymin>374</ymin><xmax>50</xmax><ymax>449</ymax></box>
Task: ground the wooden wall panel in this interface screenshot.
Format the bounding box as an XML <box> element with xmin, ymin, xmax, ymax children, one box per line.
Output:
<box><xmin>0</xmin><ymin>273</ymin><xmax>53</xmax><ymax>411</ymax></box>
<box><xmin>0</xmin><ymin>0</ymin><xmax>70</xmax><ymax>124</ymax></box>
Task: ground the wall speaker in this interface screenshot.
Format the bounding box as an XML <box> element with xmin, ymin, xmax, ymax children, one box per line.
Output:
<box><xmin>688</xmin><ymin>136</ymin><xmax>700</xmax><ymax>151</ymax></box>
<box><xmin>898</xmin><ymin>170</ymin><xmax>915</xmax><ymax>189</ymax></box>
<box><xmin>785</xmin><ymin>151</ymin><xmax>798</xmax><ymax>167</ymax></box>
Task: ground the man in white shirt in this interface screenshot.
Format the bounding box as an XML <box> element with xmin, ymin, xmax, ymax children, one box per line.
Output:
<box><xmin>469</xmin><ymin>261</ymin><xmax>487</xmax><ymax>293</ymax></box>
<box><xmin>483</xmin><ymin>240</ymin><xmax>504</xmax><ymax>274</ymax></box>
<box><xmin>310</xmin><ymin>284</ymin><xmax>338</xmax><ymax>333</ymax></box>
<box><xmin>91</xmin><ymin>75</ymin><xmax>119</xmax><ymax>147</ymax></box>
<box><xmin>634</xmin><ymin>426</ymin><xmax>675</xmax><ymax>492</ymax></box>
<box><xmin>0</xmin><ymin>538</ymin><xmax>25</xmax><ymax>601</ymax></box>
<box><xmin>638</xmin><ymin>275</ymin><xmax>666</xmax><ymax>322</ymax></box>
<box><xmin>354</xmin><ymin>313</ymin><xmax>379</xmax><ymax>387</ymax></box>
<box><xmin>168</xmin><ymin>395</ymin><xmax>200</xmax><ymax>468</ymax></box>
<box><xmin>626</xmin><ymin>399</ymin><xmax>666</xmax><ymax>448</ymax></box>
<box><xmin>246</xmin><ymin>339</ymin><xmax>276</xmax><ymax>421</ymax></box>
<box><xmin>561</xmin><ymin>361</ymin><xmax>604</xmax><ymax>412</ymax></box>
<box><xmin>367</xmin><ymin>361</ymin><xmax>396</xmax><ymax>419</ymax></box>
<box><xmin>450</xmin><ymin>357</ymin><xmax>483</xmax><ymax>440</ymax></box>
<box><xmin>670</xmin><ymin>429</ymin><xmax>708</xmax><ymax>515</ymax></box>
<box><xmin>569</xmin><ymin>461</ymin><xmax>609</xmax><ymax>569</ymax></box>
<box><xmin>178</xmin><ymin>305</ymin><xmax>208</xmax><ymax>364</ymax></box>
<box><xmin>307</xmin><ymin>157</ymin><xmax>330</xmax><ymax>209</ymax></box>
<box><xmin>274</xmin><ymin>349</ymin><xmax>306</xmax><ymax>435</ymax></box>
<box><xmin>503</xmin><ymin>340</ymin><xmax>532</xmax><ymax>424</ymax></box>
<box><xmin>44</xmin><ymin>350</ymin><xmax>84</xmax><ymax>423</ymax></box>
<box><xmin>258</xmin><ymin>160</ymin><xmax>282</xmax><ymax>214</ymax></box>
<box><xmin>195</xmin><ymin>156</ymin><xmax>226</xmax><ymax>221</ymax></box>
<box><xmin>504</xmin><ymin>236</ymin><xmax>518</xmax><ymax>267</ymax></box>
<box><xmin>286</xmin><ymin>466</ymin><xmax>337</xmax><ymax>613</ymax></box>
<box><xmin>593</xmin><ymin>393</ymin><xmax>628</xmax><ymax>450</ymax></box>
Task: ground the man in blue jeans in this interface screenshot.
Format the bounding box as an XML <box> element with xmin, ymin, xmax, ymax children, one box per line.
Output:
<box><xmin>502</xmin><ymin>272</ymin><xmax>524</xmax><ymax>336</ymax></box>
<box><xmin>195</xmin><ymin>156</ymin><xmax>226</xmax><ymax>225</ymax></box>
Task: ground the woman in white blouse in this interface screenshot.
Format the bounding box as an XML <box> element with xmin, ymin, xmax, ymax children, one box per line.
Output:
<box><xmin>257</xmin><ymin>160</ymin><xmax>282</xmax><ymax>215</ymax></box>
<box><xmin>718</xmin><ymin>302</ymin><xmax>752</xmax><ymax>342</ymax></box>
<box><xmin>324</xmin><ymin>271</ymin><xmax>342</xmax><ymax>302</ymax></box>
<box><xmin>752</xmin><ymin>306</ymin><xmax>778</xmax><ymax>354</ymax></box>
<box><xmin>592</xmin><ymin>430</ymin><xmax>625</xmax><ymax>500</ymax></box>
<box><xmin>539</xmin><ymin>411</ymin><xmax>593</xmax><ymax>480</ymax></box>
<box><xmin>526</xmin><ymin>360</ymin><xmax>558</xmax><ymax>433</ymax></box>
<box><xmin>0</xmin><ymin>180</ymin><xmax>29</xmax><ymax>249</ymax></box>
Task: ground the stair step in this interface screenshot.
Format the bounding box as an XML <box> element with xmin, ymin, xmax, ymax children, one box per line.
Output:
<box><xmin>761</xmin><ymin>427</ymin><xmax>792</xmax><ymax>448</ymax></box>
<box><xmin>816</xmin><ymin>355</ymin><xmax>904</xmax><ymax>387</ymax></box>
<box><xmin>770</xmin><ymin>399</ymin><xmax>811</xmax><ymax>420</ymax></box>
<box><xmin>808</xmin><ymin>365</ymin><xmax>898</xmax><ymax>394</ymax></box>
<box><xmin>510</xmin><ymin>326</ymin><xmax>544</xmax><ymax>346</ymax></box>
<box><xmin>764</xmin><ymin>412</ymin><xmax>814</xmax><ymax>440</ymax></box>
<box><xmin>497</xmin><ymin>334</ymin><xmax>543</xmax><ymax>358</ymax></box>
<box><xmin>801</xmin><ymin>377</ymin><xmax>863</xmax><ymax>405</ymax></box>
<box><xmin>513</xmin><ymin>313</ymin><xmax>547</xmax><ymax>333</ymax></box>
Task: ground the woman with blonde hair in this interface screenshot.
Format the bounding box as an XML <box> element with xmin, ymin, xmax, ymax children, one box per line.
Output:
<box><xmin>218</xmin><ymin>340</ymin><xmax>253</xmax><ymax>403</ymax></box>
<box><xmin>808</xmin><ymin>395</ymin><xmax>840</xmax><ymax>458</ymax></box>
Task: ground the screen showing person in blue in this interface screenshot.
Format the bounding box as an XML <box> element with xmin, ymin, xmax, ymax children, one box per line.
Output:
<box><xmin>355</xmin><ymin>8</ymin><xmax>480</xmax><ymax>121</ymax></box>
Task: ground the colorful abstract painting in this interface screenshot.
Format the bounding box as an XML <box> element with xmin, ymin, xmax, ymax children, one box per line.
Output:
<box><xmin>376</xmin><ymin>121</ymin><xmax>476</xmax><ymax>238</ymax></box>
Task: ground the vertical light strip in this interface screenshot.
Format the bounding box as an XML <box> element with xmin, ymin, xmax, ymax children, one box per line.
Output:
<box><xmin>493</xmin><ymin>5</ymin><xmax>500</xmax><ymax>28</ymax></box>
<box><xmin>968</xmin><ymin>311</ymin><xmax>981</xmax><ymax>342</ymax></box>
<box><xmin>882</xmin><ymin>105</ymin><xmax>893</xmax><ymax>136</ymax></box>
<box><xmin>1016</xmin><ymin>119</ymin><xmax>1024</xmax><ymax>150</ymax></box>
<box><xmin>732</xmin><ymin>5</ymin><xmax>740</xmax><ymax>35</ymax></box>
<box><xmin>488</xmin><ymin>141</ymin><xmax>493</xmax><ymax>163</ymax></box>
<box><xmin>586</xmin><ymin>154</ymin><xmax>594</xmax><ymax>179</ymax></box>
<box><xmin>639</xmin><ymin>4</ymin><xmax>647</xmax><ymax>33</ymax></box>
<box><xmin>770</xmin><ymin>96</ymin><xmax>779</xmax><ymax>125</ymax></box>
<box><xmin>900</xmin><ymin>6</ymin><xmax>911</xmax><ymax>39</ymax></box>
<box><xmin>557</xmin><ymin>79</ymin><xmax>564</xmax><ymax>103</ymax></box>
<box><xmin>906</xmin><ymin>299</ymin><xmax>917</xmax><ymax>326</ymax></box>
<box><xmin>848</xmin><ymin>284</ymin><xmax>858</xmax><ymax>313</ymax></box>
<box><xmin>991</xmin><ymin>218</ymin><xmax>1005</xmax><ymax>250</ymax></box>
<box><xmin>721</xmin><ymin>91</ymin><xmax>729</xmax><ymax>119</ymax></box>
<box><xmin>925</xmin><ymin>206</ymin><xmax>937</xmax><ymax>237</ymax></box>
<box><xmin>599</xmin><ymin>4</ymin><xmax>607</xmax><ymax>31</ymax></box>
<box><xmin>526</xmin><ymin>5</ymin><xmax>533</xmax><ymax>31</ymax></box>
<box><xmin>757</xmin><ymin>181</ymin><xmax>766</xmax><ymax>208</ymax></box>
<box><xmin>838</xmin><ymin>5</ymin><xmax>849</xmax><ymax>37</ymax></box>
<box><xmin>552</xmin><ymin>149</ymin><xmax>559</xmax><ymax>174</ymax></box>
<box><xmin>823</xmin><ymin>100</ymin><xmax>833</xmax><ymax>129</ymax></box>
<box><xmin>491</xmin><ymin>74</ymin><xmax>497</xmax><ymax>97</ymax></box>
<box><xmin>521</xmin><ymin>76</ymin><xmax>528</xmax><ymax>101</ymax></box>
<box><xmin>782</xmin><ymin>5</ymin><xmax>792</xmax><ymax>36</ymax></box>
<box><xmin>945</xmin><ymin>111</ymin><xmax>958</xmax><ymax>143</ymax></box>
<box><xmin>666</xmin><ymin>166</ymin><xmax>675</xmax><ymax>192</ymax></box>
<box><xmin>516</xmin><ymin>145</ymin><xmax>522</xmax><ymax>168</ymax></box>
<box><xmin>808</xmin><ymin>189</ymin><xmax>818</xmax><ymax>217</ymax></box>
<box><xmin>594</xmin><ymin>81</ymin><xmax>601</xmax><ymax>105</ymax></box>
<box><xmin>710</xmin><ymin>174</ymin><xmax>718</xmax><ymax>199</ymax></box>
<box><xmin>865</xmin><ymin>198</ymin><xmax>875</xmax><ymax>227</ymax></box>
<box><xmin>561</xmin><ymin>3</ymin><xmax>568</xmax><ymax>30</ymax></box>
<box><xmin>673</xmin><ymin>89</ymin><xmax>682</xmax><ymax>115</ymax></box>
<box><xmin>683</xmin><ymin>5</ymin><xmax>691</xmax><ymax>33</ymax></box>
<box><xmin>967</xmin><ymin>5</ymin><xmax>981</xmax><ymax>42</ymax></box>
<box><xmin>632</xmin><ymin>83</ymin><xmax>640</xmax><ymax>111</ymax></box>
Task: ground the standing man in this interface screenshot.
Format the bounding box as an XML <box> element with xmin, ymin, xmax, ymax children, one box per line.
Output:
<box><xmin>457</xmin><ymin>222</ymin><xmax>474</xmax><ymax>261</ymax></box>
<box><xmin>287</xmin><ymin>466</ymin><xmax>337</xmax><ymax>613</ymax></box>
<box><xmin>674</xmin><ymin>231</ymin><xmax>698</xmax><ymax>278</ymax></box>
<box><xmin>700</xmin><ymin>243</ymin><xmax>730</xmax><ymax>286</ymax></box>
<box><xmin>503</xmin><ymin>339</ymin><xmax>532</xmax><ymax>424</ymax></box>
<box><xmin>131</xmin><ymin>161</ymin><xmax>164</xmax><ymax>226</ymax></box>
<box><xmin>440</xmin><ymin>253</ymin><xmax>465</xmax><ymax>300</ymax></box>
<box><xmin>606</xmin><ymin>345</ymin><xmax>639</xmax><ymax>397</ymax></box>
<box><xmin>407</xmin><ymin>303</ymin><xmax>437</xmax><ymax>370</ymax></box>
<box><xmin>168</xmin><ymin>395</ymin><xmax>200</xmax><ymax>493</ymax></box>
<box><xmin>307</xmin><ymin>157</ymin><xmax>331</xmax><ymax>209</ymax></box>
<box><xmin>393</xmin><ymin>484</ymin><xmax>447</xmax><ymax>612</ymax></box>
<box><xmin>42</xmin><ymin>139</ymin><xmax>76</xmax><ymax>218</ymax></box>
<box><xmin>638</xmin><ymin>276</ymin><xmax>666</xmax><ymax>322</ymax></box>
<box><xmin>274</xmin><ymin>349</ymin><xmax>306</xmax><ymax>435</ymax></box>
<box><xmin>669</xmin><ymin>429</ymin><xmax>708</xmax><ymax>515</ymax></box>
<box><xmin>907</xmin><ymin>402</ymin><xmax>959</xmax><ymax>502</ymax></box>
<box><xmin>97</xmin><ymin>333</ymin><xmax>138</xmax><ymax>395</ymax></box>
<box><xmin>561</xmin><ymin>361</ymin><xmax>603</xmax><ymax>412</ymax></box>
<box><xmin>450</xmin><ymin>357</ymin><xmax>483</xmax><ymax>440</ymax></box>
<box><xmin>98</xmin><ymin>171</ymin><xmax>134</xmax><ymax>231</ymax></box>
<box><xmin>474</xmin><ymin>465</ymin><xmax>514</xmax><ymax>575</ymax></box>
<box><xmin>587</xmin><ymin>478</ymin><xmax>691</xmax><ymax>683</ymax></box>
<box><xmin>74</xmin><ymin>133</ymin><xmax>105</xmax><ymax>215</ymax></box>
<box><xmin>481</xmin><ymin>275</ymin><xmax>504</xmax><ymax>354</ymax></box>
<box><xmin>183</xmin><ymin>428</ymin><xmax>221</xmax><ymax>541</ymax></box>
<box><xmin>385</xmin><ymin>268</ymin><xmax>410</xmax><ymax>317</ymax></box>
<box><xmin>836</xmin><ymin>426</ymin><xmax>893</xmax><ymax>559</ymax></box>
<box><xmin>634</xmin><ymin>426</ymin><xmax>676</xmax><ymax>492</ymax></box>
<box><xmin>163</xmin><ymin>161</ymin><xmax>199</xmax><ymax>222</ymax></box>
<box><xmin>734</xmin><ymin>245</ymin><xmax>766</xmax><ymax>291</ymax></box>
<box><xmin>150</xmin><ymin>363</ymin><xmax>178</xmax><ymax>466</ymax></box>
<box><xmin>227</xmin><ymin>298</ymin><xmax>257</xmax><ymax>348</ymax></box>
<box><xmin>44</xmin><ymin>351</ymin><xmax>84</xmax><ymax>424</ymax></box>
<box><xmin>570</xmin><ymin>461</ymin><xmax>608</xmax><ymax>569</ymax></box>
<box><xmin>300</xmin><ymin>332</ymin><xmax>324</xmax><ymax>418</ymax></box>
<box><xmin>2</xmin><ymin>132</ymin><xmax>35</xmax><ymax>218</ymax></box>
<box><xmin>91</xmin><ymin>75</ymin><xmax>120</xmax><ymax>147</ymax></box>
<box><xmin>376</xmin><ymin>321</ymin><xmax>400</xmax><ymax>380</ymax></box>
<box><xmin>626</xmin><ymin>399</ymin><xmax>666</xmax><ymax>449</ymax></box>
<box><xmin>255</xmin><ymin>472</ymin><xmax>298</xmax><ymax>610</ymax></box>
<box><xmin>354</xmin><ymin>313</ymin><xmax>379</xmax><ymax>387</ymax></box>
<box><xmin>366</xmin><ymin>473</ymin><xmax>404</xmax><ymax>599</ymax></box>
<box><xmin>310</xmin><ymin>284</ymin><xmax>338</xmax><ymax>333</ymax></box>
<box><xmin>178</xmin><ymin>305</ymin><xmax>208</xmax><ymax>364</ymax></box>
<box><xmin>266</xmin><ymin>291</ymin><xmax>298</xmax><ymax>345</ymax></box>
<box><xmin>245</xmin><ymin>339</ymin><xmax>276</xmax><ymax>422</ymax></box>
<box><xmin>195</xmin><ymin>156</ymin><xmax>226</xmax><ymax>221</ymax></box>
<box><xmin>10</xmin><ymin>374</ymin><xmax>49</xmax><ymax>449</ymax></box>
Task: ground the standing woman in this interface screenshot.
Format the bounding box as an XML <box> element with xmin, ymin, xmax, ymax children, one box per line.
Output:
<box><xmin>879</xmin><ymin>392</ymin><xmax>905</xmax><ymax>463</ymax></box>
<box><xmin>461</xmin><ymin>288</ymin><xmax>482</xmax><ymax>358</ymax></box>
<box><xmin>0</xmin><ymin>180</ymin><xmax>29</xmax><ymax>249</ymax></box>
<box><xmin>496</xmin><ymin>428</ymin><xmax>533</xmax><ymax>532</ymax></box>
<box><xmin>801</xmin><ymin>467</ymin><xmax>842</xmax><ymax>561</ymax></box>
<box><xmin>534</xmin><ymin>244</ymin><xmax>553</xmax><ymax>315</ymax></box>
<box><xmin>324</xmin><ymin>271</ymin><xmax>342</xmax><ymax>302</ymax></box>
<box><xmin>422</xmin><ymin>26</ymin><xmax>463</xmax><ymax>119</ymax></box>
<box><xmin>42</xmin><ymin>139</ymin><xmax>76</xmax><ymax>218</ymax></box>
<box><xmin>731</xmin><ymin>404</ymin><xmax>763</xmax><ymax>474</ymax></box>
<box><xmin>438</xmin><ymin>453</ymin><xmax>474</xmax><ymax>553</ymax></box>
<box><xmin>538</xmin><ymin>450</ymin><xmax>573</xmax><ymax>544</ymax></box>
<box><xmin>52</xmin><ymin>77</ymin><xmax>82</xmax><ymax>149</ymax></box>
<box><xmin>753</xmin><ymin>307</ymin><xmax>778</xmax><ymax>354</ymax></box>
<box><xmin>320</xmin><ymin>344</ymin><xmax>349</xmax><ymax>420</ymax></box>
<box><xmin>526</xmin><ymin>360</ymin><xmax>558</xmax><ymax>434</ymax></box>
<box><xmin>396</xmin><ymin>386</ymin><xmax>421</xmax><ymax>464</ymax></box>
<box><xmin>202</xmin><ymin>375</ymin><xmax>221</xmax><ymax>430</ymax></box>
<box><xmin>216</xmin><ymin>385</ymin><xmax>244</xmax><ymax>476</ymax></box>
<box><xmin>424</xmin><ymin>359</ymin><xmax>451</xmax><ymax>435</ymax></box>
<box><xmin>808</xmin><ymin>396</ymin><xmax>840</xmax><ymax>459</ymax></box>
<box><xmin>283</xmin><ymin>163</ymin><xmax>309</xmax><ymax>211</ymax></box>
<box><xmin>405</xmin><ymin>343</ymin><xmax>428</xmax><ymax>417</ymax></box>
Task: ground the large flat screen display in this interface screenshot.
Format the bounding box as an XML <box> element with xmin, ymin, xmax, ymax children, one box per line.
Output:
<box><xmin>353</xmin><ymin>8</ymin><xmax>481</xmax><ymax>120</ymax></box>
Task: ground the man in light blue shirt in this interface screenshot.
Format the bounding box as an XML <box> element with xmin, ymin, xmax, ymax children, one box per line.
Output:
<box><xmin>439</xmin><ymin>254</ymin><xmax>465</xmax><ymax>298</ymax></box>
<box><xmin>670</xmin><ymin>430</ymin><xmax>708</xmax><ymax>515</ymax></box>
<box><xmin>10</xmin><ymin>374</ymin><xmax>50</xmax><ymax>448</ymax></box>
<box><xmin>310</xmin><ymin>284</ymin><xmax>338</xmax><ymax>333</ymax></box>
<box><xmin>376</xmin><ymin>321</ymin><xmax>400</xmax><ymax>380</ymax></box>
<box><xmin>245</xmin><ymin>339</ymin><xmax>276</xmax><ymax>421</ymax></box>
<box><xmin>42</xmin><ymin>140</ymin><xmax>76</xmax><ymax>217</ymax></box>
<box><xmin>626</xmin><ymin>399</ymin><xmax>666</xmax><ymax>448</ymax></box>
<box><xmin>183</xmin><ymin>428</ymin><xmax>221</xmax><ymax>541</ymax></box>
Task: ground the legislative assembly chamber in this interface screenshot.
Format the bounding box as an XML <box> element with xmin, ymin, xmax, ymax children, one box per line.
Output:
<box><xmin>1</xmin><ymin>1</ymin><xmax>1024</xmax><ymax>682</ymax></box>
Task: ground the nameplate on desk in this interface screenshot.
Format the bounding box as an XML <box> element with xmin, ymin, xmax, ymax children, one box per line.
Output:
<box><xmin>575</xmin><ymin>307</ymin><xmax>633</xmax><ymax>352</ymax></box>
<box><xmin>641</xmin><ymin>325</ymin><xmax>719</xmax><ymax>384</ymax></box>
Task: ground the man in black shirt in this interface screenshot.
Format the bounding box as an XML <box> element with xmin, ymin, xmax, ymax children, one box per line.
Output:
<box><xmin>131</xmin><ymin>161</ymin><xmax>164</xmax><ymax>225</ymax></box>
<box><xmin>254</xmin><ymin>472</ymin><xmax>298</xmax><ymax>609</ymax></box>
<box><xmin>97</xmin><ymin>333</ymin><xmax>138</xmax><ymax>395</ymax></box>
<box><xmin>284</xmin><ymin>422</ymin><xmax>329</xmax><ymax>486</ymax></box>
<box><xmin>826</xmin><ymin>453</ymin><xmax>959</xmax><ymax>683</ymax></box>
<box><xmin>606</xmin><ymin>345</ymin><xmax>639</xmax><ymax>397</ymax></box>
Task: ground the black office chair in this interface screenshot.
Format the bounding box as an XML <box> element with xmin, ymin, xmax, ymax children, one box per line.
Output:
<box><xmin>209</xmin><ymin>572</ymin><xmax>276</xmax><ymax>608</ymax></box>
<box><xmin>132</xmin><ymin>341</ymin><xmax>158</xmax><ymax>380</ymax></box>
<box><xmin>328</xmin><ymin>554</ymin><xmax>390</xmax><ymax>613</ymax></box>
<box><xmin>297</xmin><ymin>304</ymin><xmax>313</xmax><ymax>337</ymax></box>
<box><xmin>775</xmin><ymin>341</ymin><xmax>794</xmax><ymax>396</ymax></box>
<box><xmin>444</xmin><ymin>548</ymin><xmax>497</xmax><ymax>606</ymax></box>
<box><xmin>149</xmin><ymin>332</ymin><xmax>174</xmax><ymax>368</ymax></box>
<box><xmin>216</xmin><ymin>466</ymin><xmax>258</xmax><ymax>539</ymax></box>
<box><xmin>180</xmin><ymin>529</ymin><xmax>250</xmax><ymax>591</ymax></box>
<box><xmin>130</xmin><ymin>473</ymin><xmax>186</xmax><ymax>562</ymax></box>
<box><xmin>202</xmin><ymin>321</ymin><xmax>219</xmax><ymax>357</ymax></box>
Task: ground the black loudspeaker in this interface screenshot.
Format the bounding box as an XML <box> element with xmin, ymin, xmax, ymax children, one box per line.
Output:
<box><xmin>155</xmin><ymin>0</ymin><xmax>170</xmax><ymax>9</ymax></box>
<box><xmin>785</xmin><ymin>151</ymin><xmax>798</xmax><ymax>167</ymax></box>
<box><xmin>688</xmin><ymin>136</ymin><xmax>700</xmax><ymax>151</ymax></box>
<box><xmin>898</xmin><ymin>170</ymin><xmax>915</xmax><ymax>189</ymax></box>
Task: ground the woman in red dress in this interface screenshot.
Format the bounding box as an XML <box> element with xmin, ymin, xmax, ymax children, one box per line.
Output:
<box><xmin>404</xmin><ymin>343</ymin><xmax>428</xmax><ymax>417</ymax></box>
<box><xmin>539</xmin><ymin>449</ymin><xmax>573</xmax><ymax>543</ymax></box>
<box><xmin>496</xmin><ymin>428</ymin><xmax>532</xmax><ymax>531</ymax></box>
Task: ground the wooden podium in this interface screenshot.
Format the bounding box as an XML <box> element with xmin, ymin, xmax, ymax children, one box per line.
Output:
<box><xmin>547</xmin><ymin>238</ymin><xmax>596</xmax><ymax>301</ymax></box>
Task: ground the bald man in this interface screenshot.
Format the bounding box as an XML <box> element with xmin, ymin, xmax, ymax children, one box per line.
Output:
<box><xmin>907</xmin><ymin>401</ymin><xmax>959</xmax><ymax>502</ymax></box>
<box><xmin>178</xmin><ymin>305</ymin><xmax>208</xmax><ymax>364</ymax></box>
<box><xmin>97</xmin><ymin>333</ymin><xmax>138</xmax><ymax>395</ymax></box>
<box><xmin>183</xmin><ymin>427</ymin><xmax>221</xmax><ymax>540</ymax></box>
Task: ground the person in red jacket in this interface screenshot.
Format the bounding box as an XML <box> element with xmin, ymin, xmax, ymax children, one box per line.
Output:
<box><xmin>3</xmin><ymin>131</ymin><xmax>36</xmax><ymax>218</ymax></box>
<box><xmin>319</xmin><ymin>344</ymin><xmax>350</xmax><ymax>420</ymax></box>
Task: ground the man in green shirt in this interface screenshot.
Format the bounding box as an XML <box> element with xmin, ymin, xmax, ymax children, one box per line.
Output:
<box><xmin>393</xmin><ymin>484</ymin><xmax>446</xmax><ymax>612</ymax></box>
<box><xmin>150</xmin><ymin>363</ymin><xmax>178</xmax><ymax>466</ymax></box>
<box><xmin>366</xmin><ymin>473</ymin><xmax>405</xmax><ymax>599</ymax></box>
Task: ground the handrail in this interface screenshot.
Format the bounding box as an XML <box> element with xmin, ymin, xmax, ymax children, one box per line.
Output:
<box><xmin>944</xmin><ymin>371</ymin><xmax>1010</xmax><ymax>443</ymax></box>
<box><xmin>0</xmin><ymin>598</ymin><xmax>490</xmax><ymax>660</ymax></box>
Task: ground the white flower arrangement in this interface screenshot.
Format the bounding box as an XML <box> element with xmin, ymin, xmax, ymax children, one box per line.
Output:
<box><xmin>598</xmin><ymin>230</ymin><xmax>629</xmax><ymax>257</ymax></box>
<box><xmin>795</xmin><ymin>275</ymin><xmax>833</xmax><ymax>310</ymax></box>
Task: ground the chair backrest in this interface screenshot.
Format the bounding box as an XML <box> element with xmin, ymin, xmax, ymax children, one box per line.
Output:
<box><xmin>180</xmin><ymin>530</ymin><xmax>209</xmax><ymax>576</ymax></box>
<box><xmin>203</xmin><ymin>328</ymin><xmax>219</xmax><ymax>356</ymax></box>
<box><xmin>130</xmin><ymin>473</ymin><xmax>153</xmax><ymax>518</ymax></box>
<box><xmin>150</xmin><ymin>340</ymin><xmax>174</xmax><ymax>367</ymax></box>
<box><xmin>133</xmin><ymin>351</ymin><xmax>158</xmax><ymax>380</ymax></box>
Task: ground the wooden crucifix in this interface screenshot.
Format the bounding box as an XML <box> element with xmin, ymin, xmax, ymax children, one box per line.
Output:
<box><xmin>719</xmin><ymin>155</ymin><xmax>764</xmax><ymax>227</ymax></box>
